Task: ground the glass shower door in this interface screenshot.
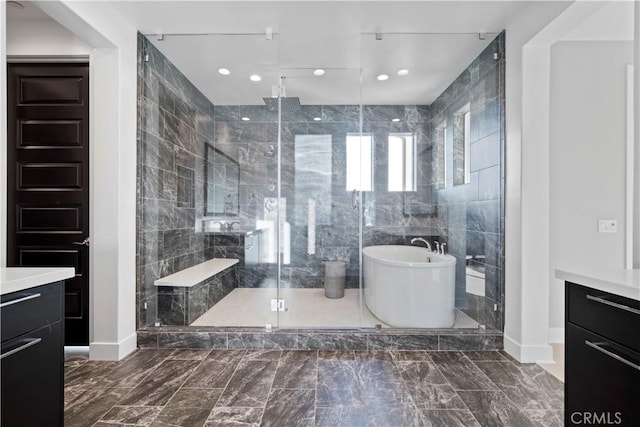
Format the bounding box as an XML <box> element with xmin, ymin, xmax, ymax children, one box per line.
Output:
<box><xmin>274</xmin><ymin>68</ymin><xmax>365</xmax><ymax>329</ymax></box>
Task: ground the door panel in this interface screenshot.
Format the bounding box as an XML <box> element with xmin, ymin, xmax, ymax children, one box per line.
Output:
<box><xmin>7</xmin><ymin>63</ymin><xmax>90</xmax><ymax>345</ymax></box>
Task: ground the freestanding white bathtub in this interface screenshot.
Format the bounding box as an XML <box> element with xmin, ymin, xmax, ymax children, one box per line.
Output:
<box><xmin>363</xmin><ymin>245</ymin><xmax>456</xmax><ymax>328</ymax></box>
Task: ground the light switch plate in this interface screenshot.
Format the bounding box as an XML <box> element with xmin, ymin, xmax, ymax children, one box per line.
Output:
<box><xmin>598</xmin><ymin>219</ymin><xmax>617</xmax><ymax>233</ymax></box>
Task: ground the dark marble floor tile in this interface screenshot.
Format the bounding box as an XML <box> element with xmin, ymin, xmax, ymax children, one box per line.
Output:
<box><xmin>99</xmin><ymin>349</ymin><xmax>173</xmax><ymax>388</ymax></box>
<box><xmin>273</xmin><ymin>358</ymin><xmax>317</xmax><ymax>389</ymax></box>
<box><xmin>317</xmin><ymin>360</ymin><xmax>362</xmax><ymax>407</ymax></box>
<box><xmin>523</xmin><ymin>409</ymin><xmax>564</xmax><ymax>427</ymax></box>
<box><xmin>153</xmin><ymin>406</ymin><xmax>210</xmax><ymax>427</ymax></box>
<box><xmin>354</xmin><ymin>350</ymin><xmax>394</xmax><ymax>361</ymax></box>
<box><xmin>418</xmin><ymin>409</ymin><xmax>481</xmax><ymax>427</ymax></box>
<box><xmin>261</xmin><ymin>388</ymin><xmax>315</xmax><ymax>427</ymax></box>
<box><xmin>281</xmin><ymin>349</ymin><xmax>317</xmax><ymax>362</ymax></box>
<box><xmin>205</xmin><ymin>407</ymin><xmax>263</xmax><ymax>426</ymax></box>
<box><xmin>406</xmin><ymin>384</ymin><xmax>467</xmax><ymax>410</ymax></box>
<box><xmin>429</xmin><ymin>351</ymin><xmax>498</xmax><ymax>391</ymax></box>
<box><xmin>65</xmin><ymin>361</ymin><xmax>118</xmax><ymax>388</ymax></box>
<box><xmin>458</xmin><ymin>390</ymin><xmax>536</xmax><ymax>427</ymax></box>
<box><xmin>318</xmin><ymin>350</ymin><xmax>354</xmax><ymax>360</ymax></box>
<box><xmin>168</xmin><ymin>349</ymin><xmax>211</xmax><ymax>360</ymax></box>
<box><xmin>207</xmin><ymin>349</ymin><xmax>246</xmax><ymax>363</ymax></box>
<box><xmin>99</xmin><ymin>405</ymin><xmax>162</xmax><ymax>425</ymax></box>
<box><xmin>463</xmin><ymin>350</ymin><xmax>508</xmax><ymax>361</ymax></box>
<box><xmin>182</xmin><ymin>359</ymin><xmax>239</xmax><ymax>389</ymax></box>
<box><xmin>396</xmin><ymin>361</ymin><xmax>448</xmax><ymax>386</ymax></box>
<box><xmin>242</xmin><ymin>349</ymin><xmax>282</xmax><ymax>361</ymax></box>
<box><xmin>118</xmin><ymin>359</ymin><xmax>200</xmax><ymax>406</ymax></box>
<box><xmin>64</xmin><ymin>387</ymin><xmax>131</xmax><ymax>427</ymax></box>
<box><xmin>315</xmin><ymin>407</ymin><xmax>368</xmax><ymax>427</ymax></box>
<box><xmin>366</xmin><ymin>403</ymin><xmax>424</xmax><ymax>427</ymax></box>
<box><xmin>519</xmin><ymin>364</ymin><xmax>564</xmax><ymax>409</ymax></box>
<box><xmin>390</xmin><ymin>350</ymin><xmax>432</xmax><ymax>362</ymax></box>
<box><xmin>473</xmin><ymin>361</ymin><xmax>554</xmax><ymax>410</ymax></box>
<box><xmin>216</xmin><ymin>360</ymin><xmax>278</xmax><ymax>407</ymax></box>
<box><xmin>165</xmin><ymin>388</ymin><xmax>223</xmax><ymax>409</ymax></box>
<box><xmin>438</xmin><ymin>334</ymin><xmax>502</xmax><ymax>351</ymax></box>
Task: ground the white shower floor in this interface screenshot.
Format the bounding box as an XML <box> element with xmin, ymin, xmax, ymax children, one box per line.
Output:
<box><xmin>191</xmin><ymin>288</ymin><xmax>479</xmax><ymax>329</ymax></box>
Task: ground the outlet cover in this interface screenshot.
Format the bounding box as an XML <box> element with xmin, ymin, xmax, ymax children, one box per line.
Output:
<box><xmin>598</xmin><ymin>219</ymin><xmax>617</xmax><ymax>233</ymax></box>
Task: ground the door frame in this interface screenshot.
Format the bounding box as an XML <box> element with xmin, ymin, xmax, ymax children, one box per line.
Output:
<box><xmin>1</xmin><ymin>2</ymin><xmax>138</xmax><ymax>361</ymax></box>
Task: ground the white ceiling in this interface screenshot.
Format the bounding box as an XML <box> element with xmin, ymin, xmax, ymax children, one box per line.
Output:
<box><xmin>12</xmin><ymin>1</ymin><xmax>540</xmax><ymax>106</ymax></box>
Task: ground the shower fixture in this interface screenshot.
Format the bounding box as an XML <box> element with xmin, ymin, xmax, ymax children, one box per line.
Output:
<box><xmin>264</xmin><ymin>145</ymin><xmax>276</xmax><ymax>158</ymax></box>
<box><xmin>262</xmin><ymin>96</ymin><xmax>301</xmax><ymax>112</ymax></box>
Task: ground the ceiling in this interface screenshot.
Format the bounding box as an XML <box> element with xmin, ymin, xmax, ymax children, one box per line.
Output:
<box><xmin>11</xmin><ymin>1</ymin><xmax>540</xmax><ymax>106</ymax></box>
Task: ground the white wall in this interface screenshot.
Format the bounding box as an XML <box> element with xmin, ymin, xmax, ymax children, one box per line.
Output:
<box><xmin>549</xmin><ymin>42</ymin><xmax>633</xmax><ymax>335</ymax></box>
<box><xmin>19</xmin><ymin>0</ymin><xmax>138</xmax><ymax>360</ymax></box>
<box><xmin>7</xmin><ymin>18</ymin><xmax>90</xmax><ymax>56</ymax></box>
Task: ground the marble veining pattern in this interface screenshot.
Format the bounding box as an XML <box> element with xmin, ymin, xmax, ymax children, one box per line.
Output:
<box><xmin>65</xmin><ymin>348</ymin><xmax>563</xmax><ymax>426</ymax></box>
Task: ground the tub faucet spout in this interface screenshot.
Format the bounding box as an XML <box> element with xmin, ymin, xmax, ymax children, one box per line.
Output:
<box><xmin>410</xmin><ymin>237</ymin><xmax>432</xmax><ymax>252</ymax></box>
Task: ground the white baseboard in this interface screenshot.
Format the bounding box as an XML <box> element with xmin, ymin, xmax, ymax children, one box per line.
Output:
<box><xmin>89</xmin><ymin>332</ymin><xmax>137</xmax><ymax>361</ymax></box>
<box><xmin>548</xmin><ymin>327</ymin><xmax>565</xmax><ymax>343</ymax></box>
<box><xmin>503</xmin><ymin>334</ymin><xmax>554</xmax><ymax>364</ymax></box>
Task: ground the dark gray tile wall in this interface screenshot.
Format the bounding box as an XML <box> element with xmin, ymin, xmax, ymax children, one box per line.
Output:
<box><xmin>157</xmin><ymin>267</ymin><xmax>237</xmax><ymax>326</ymax></box>
<box><xmin>429</xmin><ymin>32</ymin><xmax>505</xmax><ymax>330</ymax></box>
<box><xmin>137</xmin><ymin>33</ymin><xmax>217</xmax><ymax>327</ymax></box>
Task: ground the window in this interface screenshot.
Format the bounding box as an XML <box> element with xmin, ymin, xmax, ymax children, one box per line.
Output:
<box><xmin>453</xmin><ymin>105</ymin><xmax>471</xmax><ymax>186</ymax></box>
<box><xmin>346</xmin><ymin>133</ymin><xmax>373</xmax><ymax>191</ymax></box>
<box><xmin>388</xmin><ymin>133</ymin><xmax>416</xmax><ymax>192</ymax></box>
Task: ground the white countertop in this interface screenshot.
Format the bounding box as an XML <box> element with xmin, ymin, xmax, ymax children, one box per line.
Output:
<box><xmin>555</xmin><ymin>268</ymin><xmax>640</xmax><ymax>302</ymax></box>
<box><xmin>1</xmin><ymin>267</ymin><xmax>75</xmax><ymax>296</ymax></box>
<box><xmin>155</xmin><ymin>258</ymin><xmax>239</xmax><ymax>287</ymax></box>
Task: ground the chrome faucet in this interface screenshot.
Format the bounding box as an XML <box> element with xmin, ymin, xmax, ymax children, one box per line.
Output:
<box><xmin>410</xmin><ymin>237</ymin><xmax>432</xmax><ymax>252</ymax></box>
<box><xmin>227</xmin><ymin>221</ymin><xmax>240</xmax><ymax>231</ymax></box>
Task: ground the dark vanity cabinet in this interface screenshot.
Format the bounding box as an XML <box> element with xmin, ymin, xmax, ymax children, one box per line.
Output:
<box><xmin>1</xmin><ymin>281</ymin><xmax>64</xmax><ymax>426</ymax></box>
<box><xmin>565</xmin><ymin>282</ymin><xmax>640</xmax><ymax>426</ymax></box>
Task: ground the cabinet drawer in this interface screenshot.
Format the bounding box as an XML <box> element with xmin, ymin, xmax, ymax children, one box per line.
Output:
<box><xmin>1</xmin><ymin>320</ymin><xmax>63</xmax><ymax>427</ymax></box>
<box><xmin>567</xmin><ymin>282</ymin><xmax>640</xmax><ymax>353</ymax></box>
<box><xmin>1</xmin><ymin>281</ymin><xmax>63</xmax><ymax>341</ymax></box>
<box><xmin>566</xmin><ymin>324</ymin><xmax>640</xmax><ymax>426</ymax></box>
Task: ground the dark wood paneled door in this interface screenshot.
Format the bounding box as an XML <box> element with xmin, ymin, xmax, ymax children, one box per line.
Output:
<box><xmin>7</xmin><ymin>63</ymin><xmax>90</xmax><ymax>345</ymax></box>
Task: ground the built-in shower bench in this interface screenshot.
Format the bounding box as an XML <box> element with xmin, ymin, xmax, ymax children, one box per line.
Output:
<box><xmin>154</xmin><ymin>258</ymin><xmax>239</xmax><ymax>325</ymax></box>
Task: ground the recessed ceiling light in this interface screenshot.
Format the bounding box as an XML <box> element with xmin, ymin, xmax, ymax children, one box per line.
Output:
<box><xmin>249</xmin><ymin>74</ymin><xmax>262</xmax><ymax>82</ymax></box>
<box><xmin>376</xmin><ymin>74</ymin><xmax>389</xmax><ymax>81</ymax></box>
<box><xmin>313</xmin><ymin>69</ymin><xmax>325</xmax><ymax>76</ymax></box>
<box><xmin>241</xmin><ymin>117</ymin><xmax>250</xmax><ymax>121</ymax></box>
<box><xmin>7</xmin><ymin>1</ymin><xmax>24</xmax><ymax>9</ymax></box>
<box><xmin>397</xmin><ymin>69</ymin><xmax>409</xmax><ymax>76</ymax></box>
<box><xmin>392</xmin><ymin>118</ymin><xmax>401</xmax><ymax>122</ymax></box>
<box><xmin>218</xmin><ymin>68</ymin><xmax>230</xmax><ymax>75</ymax></box>
<box><xmin>313</xmin><ymin>117</ymin><xmax>322</xmax><ymax>121</ymax></box>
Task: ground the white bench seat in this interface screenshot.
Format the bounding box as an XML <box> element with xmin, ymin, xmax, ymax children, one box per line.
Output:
<box><xmin>154</xmin><ymin>258</ymin><xmax>239</xmax><ymax>288</ymax></box>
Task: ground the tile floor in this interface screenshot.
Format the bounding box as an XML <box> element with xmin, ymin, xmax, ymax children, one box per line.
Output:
<box><xmin>64</xmin><ymin>348</ymin><xmax>563</xmax><ymax>427</ymax></box>
<box><xmin>191</xmin><ymin>288</ymin><xmax>479</xmax><ymax>329</ymax></box>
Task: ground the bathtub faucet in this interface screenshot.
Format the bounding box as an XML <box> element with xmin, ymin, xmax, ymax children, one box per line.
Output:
<box><xmin>410</xmin><ymin>237</ymin><xmax>432</xmax><ymax>252</ymax></box>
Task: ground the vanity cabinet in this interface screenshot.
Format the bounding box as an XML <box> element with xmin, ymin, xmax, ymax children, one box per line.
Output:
<box><xmin>1</xmin><ymin>281</ymin><xmax>64</xmax><ymax>427</ymax></box>
<box><xmin>565</xmin><ymin>282</ymin><xmax>640</xmax><ymax>426</ymax></box>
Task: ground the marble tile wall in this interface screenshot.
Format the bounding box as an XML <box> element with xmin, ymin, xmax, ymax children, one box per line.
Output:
<box><xmin>137</xmin><ymin>33</ymin><xmax>217</xmax><ymax>327</ymax></box>
<box><xmin>429</xmin><ymin>32</ymin><xmax>505</xmax><ymax>330</ymax></box>
<box><xmin>214</xmin><ymin>104</ymin><xmax>434</xmax><ymax>290</ymax></box>
<box><xmin>157</xmin><ymin>267</ymin><xmax>237</xmax><ymax>326</ymax></box>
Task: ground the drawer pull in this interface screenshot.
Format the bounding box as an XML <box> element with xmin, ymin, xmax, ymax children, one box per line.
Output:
<box><xmin>0</xmin><ymin>292</ymin><xmax>42</xmax><ymax>308</ymax></box>
<box><xmin>0</xmin><ymin>338</ymin><xmax>42</xmax><ymax>360</ymax></box>
<box><xmin>585</xmin><ymin>340</ymin><xmax>640</xmax><ymax>371</ymax></box>
<box><xmin>586</xmin><ymin>294</ymin><xmax>640</xmax><ymax>315</ymax></box>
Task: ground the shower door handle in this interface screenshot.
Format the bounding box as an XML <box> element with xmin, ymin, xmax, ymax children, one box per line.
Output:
<box><xmin>352</xmin><ymin>189</ymin><xmax>359</xmax><ymax>210</ymax></box>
